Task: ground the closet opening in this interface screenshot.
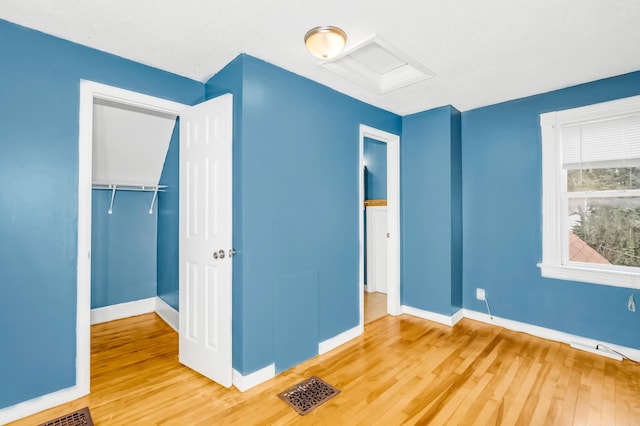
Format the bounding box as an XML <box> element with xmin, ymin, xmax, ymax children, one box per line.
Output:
<box><xmin>90</xmin><ymin>97</ymin><xmax>177</xmax><ymax>321</ymax></box>
<box><xmin>77</xmin><ymin>81</ymin><xmax>188</xmax><ymax>394</ymax></box>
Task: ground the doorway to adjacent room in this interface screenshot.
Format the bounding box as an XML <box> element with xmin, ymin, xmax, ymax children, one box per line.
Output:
<box><xmin>359</xmin><ymin>125</ymin><xmax>400</xmax><ymax>326</ymax></box>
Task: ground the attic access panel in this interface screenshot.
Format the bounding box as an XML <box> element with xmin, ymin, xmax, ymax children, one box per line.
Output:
<box><xmin>321</xmin><ymin>36</ymin><xmax>435</xmax><ymax>94</ymax></box>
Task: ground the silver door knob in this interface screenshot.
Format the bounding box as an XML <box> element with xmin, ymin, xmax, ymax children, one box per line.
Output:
<box><xmin>213</xmin><ymin>252</ymin><xmax>218</xmax><ymax>259</ymax></box>
<box><xmin>218</xmin><ymin>249</ymin><xmax>225</xmax><ymax>259</ymax></box>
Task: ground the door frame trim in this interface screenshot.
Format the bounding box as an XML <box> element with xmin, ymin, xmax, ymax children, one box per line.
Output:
<box><xmin>359</xmin><ymin>124</ymin><xmax>401</xmax><ymax>327</ymax></box>
<box><xmin>77</xmin><ymin>80</ymin><xmax>187</xmax><ymax>395</ymax></box>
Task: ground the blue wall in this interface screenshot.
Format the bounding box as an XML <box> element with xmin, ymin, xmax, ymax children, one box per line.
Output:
<box><xmin>462</xmin><ymin>71</ymin><xmax>640</xmax><ymax>348</ymax></box>
<box><xmin>91</xmin><ymin>190</ymin><xmax>158</xmax><ymax>308</ymax></box>
<box><xmin>364</xmin><ymin>137</ymin><xmax>387</xmax><ymax>200</ymax></box>
<box><xmin>0</xmin><ymin>19</ymin><xmax>203</xmax><ymax>409</ymax></box>
<box><xmin>401</xmin><ymin>106</ymin><xmax>463</xmax><ymax>315</ymax></box>
<box><xmin>157</xmin><ymin>122</ymin><xmax>181</xmax><ymax>310</ymax></box>
<box><xmin>206</xmin><ymin>54</ymin><xmax>401</xmax><ymax>375</ymax></box>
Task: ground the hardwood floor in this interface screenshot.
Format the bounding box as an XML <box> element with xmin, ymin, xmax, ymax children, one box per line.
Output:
<box><xmin>364</xmin><ymin>291</ymin><xmax>387</xmax><ymax>324</ymax></box>
<box><xmin>10</xmin><ymin>313</ymin><xmax>640</xmax><ymax>425</ymax></box>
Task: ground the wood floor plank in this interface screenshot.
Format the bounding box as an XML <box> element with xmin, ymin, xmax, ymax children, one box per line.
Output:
<box><xmin>527</xmin><ymin>341</ymin><xmax>563</xmax><ymax>425</ymax></box>
<box><xmin>364</xmin><ymin>291</ymin><xmax>387</xmax><ymax>324</ymax></box>
<box><xmin>601</xmin><ymin>362</ymin><xmax>617</xmax><ymax>426</ymax></box>
<box><xmin>8</xmin><ymin>313</ymin><xmax>640</xmax><ymax>425</ymax></box>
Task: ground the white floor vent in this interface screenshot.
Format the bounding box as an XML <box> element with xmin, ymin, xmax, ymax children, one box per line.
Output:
<box><xmin>321</xmin><ymin>36</ymin><xmax>435</xmax><ymax>94</ymax></box>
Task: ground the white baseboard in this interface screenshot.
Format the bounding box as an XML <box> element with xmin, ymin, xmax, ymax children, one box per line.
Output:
<box><xmin>232</xmin><ymin>324</ymin><xmax>364</xmax><ymax>392</ymax></box>
<box><xmin>570</xmin><ymin>342</ymin><xmax>623</xmax><ymax>361</ymax></box>
<box><xmin>462</xmin><ymin>309</ymin><xmax>640</xmax><ymax>362</ymax></box>
<box><xmin>401</xmin><ymin>305</ymin><xmax>463</xmax><ymax>326</ymax></box>
<box><xmin>319</xmin><ymin>324</ymin><xmax>363</xmax><ymax>355</ymax></box>
<box><xmin>451</xmin><ymin>309</ymin><xmax>464</xmax><ymax>325</ymax></box>
<box><xmin>90</xmin><ymin>297</ymin><xmax>156</xmax><ymax>325</ymax></box>
<box><xmin>232</xmin><ymin>364</ymin><xmax>275</xmax><ymax>392</ymax></box>
<box><xmin>155</xmin><ymin>297</ymin><xmax>179</xmax><ymax>332</ymax></box>
<box><xmin>398</xmin><ymin>305</ymin><xmax>640</xmax><ymax>362</ymax></box>
<box><xmin>0</xmin><ymin>385</ymin><xmax>85</xmax><ymax>425</ymax></box>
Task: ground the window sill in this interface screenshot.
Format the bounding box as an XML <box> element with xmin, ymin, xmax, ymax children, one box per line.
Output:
<box><xmin>538</xmin><ymin>263</ymin><xmax>640</xmax><ymax>290</ymax></box>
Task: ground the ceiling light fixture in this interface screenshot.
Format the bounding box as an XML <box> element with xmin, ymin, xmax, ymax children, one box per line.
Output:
<box><xmin>304</xmin><ymin>26</ymin><xmax>347</xmax><ymax>60</ymax></box>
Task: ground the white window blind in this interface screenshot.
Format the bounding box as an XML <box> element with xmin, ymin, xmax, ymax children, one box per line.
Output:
<box><xmin>561</xmin><ymin>114</ymin><xmax>640</xmax><ymax>170</ymax></box>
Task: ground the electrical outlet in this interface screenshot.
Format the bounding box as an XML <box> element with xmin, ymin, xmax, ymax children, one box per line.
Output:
<box><xmin>476</xmin><ymin>288</ymin><xmax>486</xmax><ymax>301</ymax></box>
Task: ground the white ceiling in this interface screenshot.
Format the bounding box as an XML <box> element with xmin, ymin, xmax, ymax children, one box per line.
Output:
<box><xmin>2</xmin><ymin>0</ymin><xmax>640</xmax><ymax>115</ymax></box>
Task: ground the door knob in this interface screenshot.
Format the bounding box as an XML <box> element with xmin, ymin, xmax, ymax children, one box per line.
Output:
<box><xmin>214</xmin><ymin>249</ymin><xmax>234</xmax><ymax>259</ymax></box>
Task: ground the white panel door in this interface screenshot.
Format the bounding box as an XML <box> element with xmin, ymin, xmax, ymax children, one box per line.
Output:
<box><xmin>366</xmin><ymin>206</ymin><xmax>388</xmax><ymax>294</ymax></box>
<box><xmin>179</xmin><ymin>94</ymin><xmax>233</xmax><ymax>387</ymax></box>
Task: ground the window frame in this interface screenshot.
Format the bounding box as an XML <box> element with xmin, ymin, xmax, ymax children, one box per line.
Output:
<box><xmin>539</xmin><ymin>95</ymin><xmax>640</xmax><ymax>290</ymax></box>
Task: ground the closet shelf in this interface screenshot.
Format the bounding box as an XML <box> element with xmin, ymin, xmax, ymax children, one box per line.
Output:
<box><xmin>92</xmin><ymin>183</ymin><xmax>167</xmax><ymax>192</ymax></box>
<box><xmin>92</xmin><ymin>183</ymin><xmax>167</xmax><ymax>215</ymax></box>
<box><xmin>364</xmin><ymin>199</ymin><xmax>387</xmax><ymax>207</ymax></box>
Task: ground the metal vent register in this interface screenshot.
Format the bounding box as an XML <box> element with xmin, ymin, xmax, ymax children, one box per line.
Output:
<box><xmin>38</xmin><ymin>407</ymin><xmax>94</xmax><ymax>426</ymax></box>
<box><xmin>278</xmin><ymin>376</ymin><xmax>340</xmax><ymax>415</ymax></box>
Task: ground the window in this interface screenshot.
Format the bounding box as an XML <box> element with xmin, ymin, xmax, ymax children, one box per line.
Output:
<box><xmin>539</xmin><ymin>95</ymin><xmax>640</xmax><ymax>289</ymax></box>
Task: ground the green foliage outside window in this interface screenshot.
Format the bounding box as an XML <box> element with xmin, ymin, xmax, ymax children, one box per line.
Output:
<box><xmin>568</xmin><ymin>167</ymin><xmax>640</xmax><ymax>267</ymax></box>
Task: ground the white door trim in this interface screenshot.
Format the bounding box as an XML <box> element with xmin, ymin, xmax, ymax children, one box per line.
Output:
<box><xmin>359</xmin><ymin>124</ymin><xmax>401</xmax><ymax>327</ymax></box>
<box><xmin>77</xmin><ymin>80</ymin><xmax>188</xmax><ymax>398</ymax></box>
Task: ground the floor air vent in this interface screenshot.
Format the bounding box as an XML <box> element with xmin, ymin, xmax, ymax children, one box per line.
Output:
<box><xmin>38</xmin><ymin>407</ymin><xmax>94</xmax><ymax>426</ymax></box>
<box><xmin>278</xmin><ymin>376</ymin><xmax>340</xmax><ymax>415</ymax></box>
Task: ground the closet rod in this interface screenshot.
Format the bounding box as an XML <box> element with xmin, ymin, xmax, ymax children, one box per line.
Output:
<box><xmin>92</xmin><ymin>184</ymin><xmax>167</xmax><ymax>215</ymax></box>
